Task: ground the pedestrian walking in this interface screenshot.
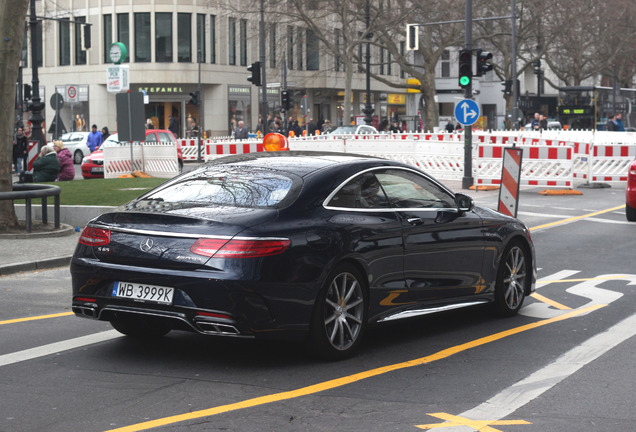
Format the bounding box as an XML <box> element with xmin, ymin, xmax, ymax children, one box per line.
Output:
<box><xmin>86</xmin><ymin>124</ymin><xmax>103</xmax><ymax>152</ymax></box>
<box><xmin>234</xmin><ymin>120</ymin><xmax>249</xmax><ymax>139</ymax></box>
<box><xmin>53</xmin><ymin>140</ymin><xmax>75</xmax><ymax>181</ymax></box>
<box><xmin>13</xmin><ymin>127</ymin><xmax>28</xmax><ymax>175</ymax></box>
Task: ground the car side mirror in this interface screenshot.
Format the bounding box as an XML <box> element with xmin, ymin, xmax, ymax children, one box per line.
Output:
<box><xmin>455</xmin><ymin>193</ymin><xmax>474</xmax><ymax>213</ymax></box>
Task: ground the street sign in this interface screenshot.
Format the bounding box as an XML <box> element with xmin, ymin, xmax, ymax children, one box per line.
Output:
<box><xmin>66</xmin><ymin>85</ymin><xmax>78</xmax><ymax>102</ymax></box>
<box><xmin>454</xmin><ymin>99</ymin><xmax>480</xmax><ymax>126</ymax></box>
<box><xmin>107</xmin><ymin>65</ymin><xmax>130</xmax><ymax>92</ymax></box>
<box><xmin>50</xmin><ymin>92</ymin><xmax>64</xmax><ymax>111</ymax></box>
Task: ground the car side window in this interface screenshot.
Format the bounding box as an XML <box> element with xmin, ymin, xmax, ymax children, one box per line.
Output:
<box><xmin>145</xmin><ymin>133</ymin><xmax>157</xmax><ymax>142</ymax></box>
<box><xmin>375</xmin><ymin>170</ymin><xmax>455</xmax><ymax>209</ymax></box>
<box><xmin>329</xmin><ymin>173</ymin><xmax>390</xmax><ymax>209</ymax></box>
<box><xmin>158</xmin><ymin>132</ymin><xmax>175</xmax><ymax>143</ymax></box>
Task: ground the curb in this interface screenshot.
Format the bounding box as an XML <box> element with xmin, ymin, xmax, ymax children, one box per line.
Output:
<box><xmin>0</xmin><ymin>256</ymin><xmax>73</xmax><ymax>276</ymax></box>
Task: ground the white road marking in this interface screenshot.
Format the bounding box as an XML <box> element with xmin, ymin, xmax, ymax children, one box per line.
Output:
<box><xmin>443</xmin><ymin>312</ymin><xmax>636</xmax><ymax>431</ymax></box>
<box><xmin>517</xmin><ymin>211</ymin><xmax>574</xmax><ymax>219</ymax></box>
<box><xmin>0</xmin><ymin>330</ymin><xmax>121</xmax><ymax>367</ymax></box>
<box><xmin>522</xmin><ymin>270</ymin><xmax>581</xmax><ymax>318</ymax></box>
<box><xmin>584</xmin><ymin>217</ymin><xmax>633</xmax><ymax>225</ymax></box>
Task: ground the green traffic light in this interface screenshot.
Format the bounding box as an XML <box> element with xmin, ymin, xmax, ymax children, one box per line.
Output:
<box><xmin>459</xmin><ymin>76</ymin><xmax>471</xmax><ymax>86</ymax></box>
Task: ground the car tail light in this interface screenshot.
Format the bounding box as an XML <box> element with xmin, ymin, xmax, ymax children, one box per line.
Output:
<box><xmin>197</xmin><ymin>311</ymin><xmax>232</xmax><ymax>320</ymax></box>
<box><xmin>190</xmin><ymin>238</ymin><xmax>290</xmax><ymax>258</ymax></box>
<box><xmin>79</xmin><ymin>227</ymin><xmax>111</xmax><ymax>246</ymax></box>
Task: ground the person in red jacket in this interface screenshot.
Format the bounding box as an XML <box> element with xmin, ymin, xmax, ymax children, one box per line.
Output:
<box><xmin>53</xmin><ymin>141</ymin><xmax>75</xmax><ymax>181</ymax></box>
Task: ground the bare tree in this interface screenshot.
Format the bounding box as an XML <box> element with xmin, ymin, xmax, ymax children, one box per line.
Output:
<box><xmin>0</xmin><ymin>0</ymin><xmax>30</xmax><ymax>231</ymax></box>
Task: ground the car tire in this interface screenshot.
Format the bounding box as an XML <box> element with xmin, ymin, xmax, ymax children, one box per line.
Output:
<box><xmin>110</xmin><ymin>314</ymin><xmax>171</xmax><ymax>338</ymax></box>
<box><xmin>494</xmin><ymin>241</ymin><xmax>530</xmax><ymax>317</ymax></box>
<box><xmin>74</xmin><ymin>150</ymin><xmax>84</xmax><ymax>164</ymax></box>
<box><xmin>309</xmin><ymin>263</ymin><xmax>368</xmax><ymax>360</ymax></box>
<box><xmin>626</xmin><ymin>203</ymin><xmax>636</xmax><ymax>222</ymax></box>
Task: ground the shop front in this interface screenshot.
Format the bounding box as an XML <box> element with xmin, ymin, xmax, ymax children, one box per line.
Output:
<box><xmin>228</xmin><ymin>85</ymin><xmax>252</xmax><ymax>135</ymax></box>
<box><xmin>132</xmin><ymin>84</ymin><xmax>199</xmax><ymax>138</ymax></box>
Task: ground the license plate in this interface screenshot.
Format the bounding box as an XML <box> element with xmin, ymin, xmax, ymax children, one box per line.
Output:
<box><xmin>92</xmin><ymin>166</ymin><xmax>104</xmax><ymax>173</ymax></box>
<box><xmin>112</xmin><ymin>281</ymin><xmax>174</xmax><ymax>305</ymax></box>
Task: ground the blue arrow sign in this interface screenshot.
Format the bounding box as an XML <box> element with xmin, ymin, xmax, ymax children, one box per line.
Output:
<box><xmin>454</xmin><ymin>99</ymin><xmax>480</xmax><ymax>126</ymax></box>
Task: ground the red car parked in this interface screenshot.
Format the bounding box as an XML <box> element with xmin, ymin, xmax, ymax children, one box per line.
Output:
<box><xmin>81</xmin><ymin>129</ymin><xmax>184</xmax><ymax>179</ymax></box>
<box><xmin>627</xmin><ymin>157</ymin><xmax>636</xmax><ymax>221</ymax></box>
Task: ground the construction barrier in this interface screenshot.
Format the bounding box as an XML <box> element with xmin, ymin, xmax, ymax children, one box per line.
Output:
<box><xmin>104</xmin><ymin>142</ymin><xmax>178</xmax><ymax>179</ymax></box>
<box><xmin>177</xmin><ymin>130</ymin><xmax>636</xmax><ymax>187</ymax></box>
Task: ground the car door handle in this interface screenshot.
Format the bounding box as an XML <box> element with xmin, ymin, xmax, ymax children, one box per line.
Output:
<box><xmin>407</xmin><ymin>218</ymin><xmax>424</xmax><ymax>226</ymax></box>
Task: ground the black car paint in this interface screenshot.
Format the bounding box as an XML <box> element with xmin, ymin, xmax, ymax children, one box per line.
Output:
<box><xmin>71</xmin><ymin>152</ymin><xmax>535</xmax><ymax>341</ymax></box>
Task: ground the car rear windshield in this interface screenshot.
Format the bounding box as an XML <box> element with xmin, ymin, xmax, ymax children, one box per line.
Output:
<box><xmin>137</xmin><ymin>167</ymin><xmax>302</xmax><ymax>209</ymax></box>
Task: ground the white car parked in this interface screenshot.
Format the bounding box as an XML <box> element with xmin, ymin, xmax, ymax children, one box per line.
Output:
<box><xmin>52</xmin><ymin>132</ymin><xmax>91</xmax><ymax>164</ymax></box>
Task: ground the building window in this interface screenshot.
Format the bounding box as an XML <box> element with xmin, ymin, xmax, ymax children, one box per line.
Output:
<box><xmin>155</xmin><ymin>13</ymin><xmax>172</xmax><ymax>62</ymax></box>
<box><xmin>380</xmin><ymin>47</ymin><xmax>385</xmax><ymax>75</ymax></box>
<box><xmin>306</xmin><ymin>28</ymin><xmax>319</xmax><ymax>71</ymax></box>
<box><xmin>117</xmin><ymin>13</ymin><xmax>129</xmax><ymax>63</ymax></box>
<box><xmin>210</xmin><ymin>15</ymin><xmax>216</xmax><ymax>64</ymax></box>
<box><xmin>334</xmin><ymin>28</ymin><xmax>341</xmax><ymax>72</ymax></box>
<box><xmin>240</xmin><ymin>19</ymin><xmax>247</xmax><ymax>66</ymax></box>
<box><xmin>103</xmin><ymin>14</ymin><xmax>112</xmax><ymax>63</ymax></box>
<box><xmin>196</xmin><ymin>14</ymin><xmax>206</xmax><ymax>63</ymax></box>
<box><xmin>357</xmin><ymin>32</ymin><xmax>363</xmax><ymax>72</ymax></box>
<box><xmin>287</xmin><ymin>26</ymin><xmax>294</xmax><ymax>70</ymax></box>
<box><xmin>400</xmin><ymin>41</ymin><xmax>405</xmax><ymax>78</ymax></box>
<box><xmin>269</xmin><ymin>24</ymin><xmax>276</xmax><ymax>69</ymax></box>
<box><xmin>297</xmin><ymin>27</ymin><xmax>303</xmax><ymax>70</ymax></box>
<box><xmin>59</xmin><ymin>18</ymin><xmax>70</xmax><ymax>66</ymax></box>
<box><xmin>387</xmin><ymin>51</ymin><xmax>392</xmax><ymax>75</ymax></box>
<box><xmin>134</xmin><ymin>13</ymin><xmax>151</xmax><ymax>62</ymax></box>
<box><xmin>441</xmin><ymin>49</ymin><xmax>450</xmax><ymax>77</ymax></box>
<box><xmin>228</xmin><ymin>18</ymin><xmax>236</xmax><ymax>65</ymax></box>
<box><xmin>178</xmin><ymin>13</ymin><xmax>192</xmax><ymax>62</ymax></box>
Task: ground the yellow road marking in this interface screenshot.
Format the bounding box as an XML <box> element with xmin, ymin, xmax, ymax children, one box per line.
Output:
<box><xmin>537</xmin><ymin>275</ymin><xmax>630</xmax><ymax>285</ymax></box>
<box><xmin>530</xmin><ymin>293</ymin><xmax>571</xmax><ymax>310</ymax></box>
<box><xmin>529</xmin><ymin>204</ymin><xmax>624</xmax><ymax>231</ymax></box>
<box><xmin>0</xmin><ymin>311</ymin><xmax>74</xmax><ymax>326</ymax></box>
<box><xmin>416</xmin><ymin>412</ymin><xmax>531</xmax><ymax>431</ymax></box>
<box><xmin>104</xmin><ymin>304</ymin><xmax>605</xmax><ymax>432</ymax></box>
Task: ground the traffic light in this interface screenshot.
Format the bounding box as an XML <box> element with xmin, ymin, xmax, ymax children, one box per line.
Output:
<box><xmin>501</xmin><ymin>80</ymin><xmax>513</xmax><ymax>95</ymax></box>
<box><xmin>81</xmin><ymin>24</ymin><xmax>91</xmax><ymax>50</ymax></box>
<box><xmin>247</xmin><ymin>61</ymin><xmax>261</xmax><ymax>86</ymax></box>
<box><xmin>476</xmin><ymin>49</ymin><xmax>493</xmax><ymax>76</ymax></box>
<box><xmin>281</xmin><ymin>90</ymin><xmax>291</xmax><ymax>111</ymax></box>
<box><xmin>458</xmin><ymin>49</ymin><xmax>472</xmax><ymax>88</ymax></box>
<box><xmin>24</xmin><ymin>84</ymin><xmax>32</xmax><ymax>100</ymax></box>
<box><xmin>406</xmin><ymin>24</ymin><xmax>418</xmax><ymax>51</ymax></box>
<box><xmin>189</xmin><ymin>91</ymin><xmax>199</xmax><ymax>106</ymax></box>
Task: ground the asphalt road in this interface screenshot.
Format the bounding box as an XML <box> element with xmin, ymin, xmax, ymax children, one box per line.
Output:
<box><xmin>1</xmin><ymin>184</ymin><xmax>635</xmax><ymax>432</ymax></box>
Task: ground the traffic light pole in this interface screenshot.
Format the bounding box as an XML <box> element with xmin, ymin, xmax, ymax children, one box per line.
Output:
<box><xmin>259</xmin><ymin>0</ymin><xmax>268</xmax><ymax>134</ymax></box>
<box><xmin>462</xmin><ymin>0</ymin><xmax>473</xmax><ymax>190</ymax></box>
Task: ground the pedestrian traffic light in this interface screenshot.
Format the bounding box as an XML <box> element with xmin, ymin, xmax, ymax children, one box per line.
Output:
<box><xmin>458</xmin><ymin>49</ymin><xmax>472</xmax><ymax>88</ymax></box>
<box><xmin>23</xmin><ymin>84</ymin><xmax>32</xmax><ymax>100</ymax></box>
<box><xmin>247</xmin><ymin>61</ymin><xmax>261</xmax><ymax>86</ymax></box>
<box><xmin>189</xmin><ymin>90</ymin><xmax>199</xmax><ymax>106</ymax></box>
<box><xmin>406</xmin><ymin>24</ymin><xmax>418</xmax><ymax>51</ymax></box>
<box><xmin>476</xmin><ymin>49</ymin><xmax>493</xmax><ymax>76</ymax></box>
<box><xmin>281</xmin><ymin>90</ymin><xmax>291</xmax><ymax>111</ymax></box>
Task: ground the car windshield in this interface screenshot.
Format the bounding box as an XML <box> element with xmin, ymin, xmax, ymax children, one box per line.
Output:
<box><xmin>136</xmin><ymin>166</ymin><xmax>302</xmax><ymax>209</ymax></box>
<box><xmin>328</xmin><ymin>126</ymin><xmax>357</xmax><ymax>134</ymax></box>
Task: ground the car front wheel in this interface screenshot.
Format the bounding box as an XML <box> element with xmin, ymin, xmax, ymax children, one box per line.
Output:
<box><xmin>626</xmin><ymin>203</ymin><xmax>636</xmax><ymax>222</ymax></box>
<box><xmin>494</xmin><ymin>242</ymin><xmax>529</xmax><ymax>317</ymax></box>
<box><xmin>309</xmin><ymin>264</ymin><xmax>367</xmax><ymax>360</ymax></box>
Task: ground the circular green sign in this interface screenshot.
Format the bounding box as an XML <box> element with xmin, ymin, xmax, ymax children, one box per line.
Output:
<box><xmin>109</xmin><ymin>42</ymin><xmax>127</xmax><ymax>64</ymax></box>
<box><xmin>459</xmin><ymin>76</ymin><xmax>471</xmax><ymax>86</ymax></box>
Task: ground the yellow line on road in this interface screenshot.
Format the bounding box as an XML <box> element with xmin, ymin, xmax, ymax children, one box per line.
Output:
<box><xmin>0</xmin><ymin>311</ymin><xmax>74</xmax><ymax>326</ymax></box>
<box><xmin>530</xmin><ymin>293</ymin><xmax>571</xmax><ymax>310</ymax></box>
<box><xmin>104</xmin><ymin>304</ymin><xmax>605</xmax><ymax>432</ymax></box>
<box><xmin>529</xmin><ymin>204</ymin><xmax>624</xmax><ymax>231</ymax></box>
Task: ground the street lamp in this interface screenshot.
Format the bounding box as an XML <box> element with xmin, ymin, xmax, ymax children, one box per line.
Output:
<box><xmin>28</xmin><ymin>0</ymin><xmax>45</xmax><ymax>151</ymax></box>
<box><xmin>362</xmin><ymin>0</ymin><xmax>374</xmax><ymax>126</ymax></box>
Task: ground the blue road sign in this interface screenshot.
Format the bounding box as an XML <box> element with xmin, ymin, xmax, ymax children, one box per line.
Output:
<box><xmin>454</xmin><ymin>99</ymin><xmax>480</xmax><ymax>126</ymax></box>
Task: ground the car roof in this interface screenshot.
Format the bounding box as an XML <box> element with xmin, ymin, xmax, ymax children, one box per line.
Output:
<box><xmin>205</xmin><ymin>151</ymin><xmax>392</xmax><ymax>178</ymax></box>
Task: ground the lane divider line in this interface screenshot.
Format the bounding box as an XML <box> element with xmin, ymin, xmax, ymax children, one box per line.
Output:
<box><xmin>103</xmin><ymin>304</ymin><xmax>606</xmax><ymax>432</ymax></box>
<box><xmin>0</xmin><ymin>311</ymin><xmax>74</xmax><ymax>326</ymax></box>
<box><xmin>529</xmin><ymin>204</ymin><xmax>624</xmax><ymax>231</ymax></box>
